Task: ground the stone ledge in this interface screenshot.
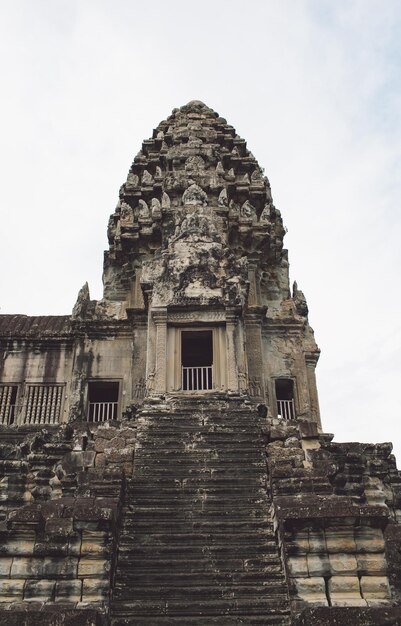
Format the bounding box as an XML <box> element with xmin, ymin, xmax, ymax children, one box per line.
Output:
<box><xmin>0</xmin><ymin>608</ymin><xmax>106</xmax><ymax>626</ymax></box>
<box><xmin>275</xmin><ymin>495</ymin><xmax>389</xmax><ymax>524</ymax></box>
<box><xmin>295</xmin><ymin>606</ymin><xmax>401</xmax><ymax>625</ymax></box>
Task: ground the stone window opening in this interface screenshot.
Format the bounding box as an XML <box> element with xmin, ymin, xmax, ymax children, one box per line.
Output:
<box><xmin>87</xmin><ymin>381</ymin><xmax>119</xmax><ymax>422</ymax></box>
<box><xmin>181</xmin><ymin>330</ymin><xmax>213</xmax><ymax>392</ymax></box>
<box><xmin>0</xmin><ymin>384</ymin><xmax>18</xmax><ymax>426</ymax></box>
<box><xmin>275</xmin><ymin>378</ymin><xmax>296</xmax><ymax>420</ymax></box>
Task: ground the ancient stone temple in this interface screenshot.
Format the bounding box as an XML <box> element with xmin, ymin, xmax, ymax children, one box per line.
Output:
<box><xmin>0</xmin><ymin>100</ymin><xmax>400</xmax><ymax>625</ymax></box>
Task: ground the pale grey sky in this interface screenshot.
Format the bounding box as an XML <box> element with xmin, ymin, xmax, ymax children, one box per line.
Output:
<box><xmin>0</xmin><ymin>0</ymin><xmax>400</xmax><ymax>460</ymax></box>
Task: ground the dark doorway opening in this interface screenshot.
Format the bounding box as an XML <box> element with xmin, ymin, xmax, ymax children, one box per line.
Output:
<box><xmin>87</xmin><ymin>381</ymin><xmax>119</xmax><ymax>422</ymax></box>
<box><xmin>181</xmin><ymin>331</ymin><xmax>213</xmax><ymax>391</ymax></box>
<box><xmin>275</xmin><ymin>378</ymin><xmax>295</xmax><ymax>420</ymax></box>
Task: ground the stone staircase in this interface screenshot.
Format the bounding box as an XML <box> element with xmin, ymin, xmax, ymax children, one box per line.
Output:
<box><xmin>110</xmin><ymin>397</ymin><xmax>291</xmax><ymax>625</ymax></box>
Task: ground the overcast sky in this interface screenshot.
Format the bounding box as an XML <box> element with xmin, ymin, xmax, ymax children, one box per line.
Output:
<box><xmin>0</xmin><ymin>1</ymin><xmax>400</xmax><ymax>461</ymax></box>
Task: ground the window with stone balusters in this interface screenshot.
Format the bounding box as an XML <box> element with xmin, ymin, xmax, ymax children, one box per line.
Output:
<box><xmin>22</xmin><ymin>383</ymin><xmax>64</xmax><ymax>425</ymax></box>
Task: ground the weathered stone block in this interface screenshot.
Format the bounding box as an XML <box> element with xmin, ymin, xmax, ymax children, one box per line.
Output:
<box><xmin>55</xmin><ymin>579</ymin><xmax>82</xmax><ymax>602</ymax></box>
<box><xmin>11</xmin><ymin>557</ymin><xmax>41</xmax><ymax>578</ymax></box>
<box><xmin>77</xmin><ymin>558</ymin><xmax>110</xmax><ymax>578</ymax></box>
<box><xmin>355</xmin><ymin>526</ymin><xmax>385</xmax><ymax>553</ymax></box>
<box><xmin>288</xmin><ymin>556</ymin><xmax>309</xmax><ymax>577</ymax></box>
<box><xmin>68</xmin><ymin>535</ymin><xmax>82</xmax><ymax>556</ymax></box>
<box><xmin>81</xmin><ymin>530</ymin><xmax>109</xmax><ymax>556</ymax></box>
<box><xmin>328</xmin><ymin>575</ymin><xmax>366</xmax><ymax>607</ymax></box>
<box><xmin>357</xmin><ymin>552</ymin><xmax>387</xmax><ymax>575</ymax></box>
<box><xmin>308</xmin><ymin>529</ymin><xmax>326</xmax><ymax>553</ymax></box>
<box><xmin>45</xmin><ymin>518</ymin><xmax>74</xmax><ymax>537</ymax></box>
<box><xmin>0</xmin><ymin>558</ymin><xmax>12</xmax><ymax>577</ymax></box>
<box><xmin>96</xmin><ymin>423</ymin><xmax>121</xmax><ymax>440</ymax></box>
<box><xmin>95</xmin><ymin>453</ymin><xmax>106</xmax><ymax>467</ymax></box>
<box><xmin>329</xmin><ymin>553</ymin><xmax>358</xmax><ymax>575</ymax></box>
<box><xmin>0</xmin><ymin>579</ymin><xmax>25</xmax><ymax>601</ymax></box>
<box><xmin>0</xmin><ymin>536</ymin><xmax>35</xmax><ymax>556</ymax></box>
<box><xmin>119</xmin><ymin>427</ymin><xmax>136</xmax><ymax>441</ymax></box>
<box><xmin>108</xmin><ymin>436</ymin><xmax>126</xmax><ymax>449</ymax></box>
<box><xmin>103</xmin><ymin>446</ymin><xmax>133</xmax><ymax>463</ymax></box>
<box><xmin>360</xmin><ymin>575</ymin><xmax>391</xmax><ymax>601</ymax></box>
<box><xmin>295</xmin><ymin>576</ymin><xmax>328</xmax><ymax>605</ymax></box>
<box><xmin>24</xmin><ymin>579</ymin><xmax>56</xmax><ymax>601</ymax></box>
<box><xmin>42</xmin><ymin>557</ymin><xmax>78</xmax><ymax>578</ymax></box>
<box><xmin>307</xmin><ymin>554</ymin><xmax>330</xmax><ymax>577</ymax></box>
<box><xmin>82</xmin><ymin>578</ymin><xmax>109</xmax><ymax>600</ymax></box>
<box><xmin>289</xmin><ymin>530</ymin><xmax>309</xmax><ymax>554</ymax></box>
<box><xmin>325</xmin><ymin>528</ymin><xmax>357</xmax><ymax>554</ymax></box>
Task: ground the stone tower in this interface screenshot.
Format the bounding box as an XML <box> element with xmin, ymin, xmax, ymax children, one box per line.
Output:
<box><xmin>98</xmin><ymin>99</ymin><xmax>320</xmax><ymax>420</ymax></box>
<box><xmin>0</xmin><ymin>101</ymin><xmax>400</xmax><ymax>625</ymax></box>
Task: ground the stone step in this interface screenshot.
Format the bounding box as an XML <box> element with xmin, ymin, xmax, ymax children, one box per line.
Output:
<box><xmin>113</xmin><ymin>570</ymin><xmax>286</xmax><ymax>587</ymax></box>
<box><xmin>126</xmin><ymin>495</ymin><xmax>268</xmax><ymax>508</ymax></box>
<box><xmin>126</xmin><ymin>499</ymin><xmax>268</xmax><ymax>510</ymax></box>
<box><xmin>136</xmin><ymin>420</ymin><xmax>264</xmax><ymax>430</ymax></box>
<box><xmin>111</xmin><ymin>596</ymin><xmax>289</xmax><ymax>616</ymax></box>
<box><xmin>117</xmin><ymin>532</ymin><xmax>276</xmax><ymax>546</ymax></box>
<box><xmin>112</xmin><ymin>584</ymin><xmax>287</xmax><ymax>601</ymax></box>
<box><xmin>135</xmin><ymin>450</ymin><xmax>264</xmax><ymax>461</ymax></box>
<box><xmin>121</xmin><ymin>519</ymin><xmax>273</xmax><ymax>533</ymax></box>
<box><xmin>111</xmin><ymin>617</ymin><xmax>290</xmax><ymax>626</ymax></box>
<box><xmin>128</xmin><ymin>477</ymin><xmax>266</xmax><ymax>488</ymax></box>
<box><xmin>135</xmin><ymin>450</ymin><xmax>266</xmax><ymax>465</ymax></box>
<box><xmin>133</xmin><ymin>468</ymin><xmax>266</xmax><ymax>479</ymax></box>
<box><xmin>123</xmin><ymin>511</ymin><xmax>270</xmax><ymax>523</ymax></box>
<box><xmin>135</xmin><ymin>434</ymin><xmax>263</xmax><ymax>445</ymax></box>
<box><xmin>128</xmin><ymin>486</ymin><xmax>267</xmax><ymax>497</ymax></box>
<box><xmin>117</xmin><ymin>544</ymin><xmax>280</xmax><ymax>559</ymax></box>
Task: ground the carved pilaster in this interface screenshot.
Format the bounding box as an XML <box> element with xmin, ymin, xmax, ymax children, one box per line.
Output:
<box><xmin>145</xmin><ymin>289</ymin><xmax>155</xmax><ymax>392</ymax></box>
<box><xmin>247</xmin><ymin>262</ymin><xmax>261</xmax><ymax>308</ymax></box>
<box><xmin>235</xmin><ymin>318</ymin><xmax>248</xmax><ymax>392</ymax></box>
<box><xmin>153</xmin><ymin>308</ymin><xmax>168</xmax><ymax>394</ymax></box>
<box><xmin>305</xmin><ymin>353</ymin><xmax>321</xmax><ymax>429</ymax></box>
<box><xmin>226</xmin><ymin>308</ymin><xmax>239</xmax><ymax>393</ymax></box>
<box><xmin>245</xmin><ymin>309</ymin><xmax>266</xmax><ymax>401</ymax></box>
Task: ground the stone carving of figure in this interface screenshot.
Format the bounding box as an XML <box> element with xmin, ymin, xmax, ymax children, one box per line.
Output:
<box><xmin>120</xmin><ymin>202</ymin><xmax>135</xmax><ymax>227</ymax></box>
<box><xmin>161</xmin><ymin>192</ymin><xmax>171</xmax><ymax>209</ymax></box>
<box><xmin>216</xmin><ymin>161</ymin><xmax>225</xmax><ymax>176</ymax></box>
<box><xmin>229</xmin><ymin>200</ymin><xmax>240</xmax><ymax>220</ymax></box>
<box><xmin>238</xmin><ymin>173</ymin><xmax>250</xmax><ymax>185</ymax></box>
<box><xmin>134</xmin><ymin>378</ymin><xmax>146</xmax><ymax>400</ymax></box>
<box><xmin>142</xmin><ymin>170</ymin><xmax>153</xmax><ymax>186</ymax></box>
<box><xmin>241</xmin><ymin>201</ymin><xmax>256</xmax><ymax>221</ymax></box>
<box><xmin>174</xmin><ymin>207</ymin><xmax>217</xmax><ymax>240</ymax></box>
<box><xmin>151</xmin><ymin>198</ymin><xmax>162</xmax><ymax>221</ymax></box>
<box><xmin>218</xmin><ymin>188</ymin><xmax>228</xmax><ymax>207</ymax></box>
<box><xmin>138</xmin><ymin>199</ymin><xmax>151</xmax><ymax>220</ymax></box>
<box><xmin>182</xmin><ymin>183</ymin><xmax>208</xmax><ymax>207</ymax></box>
<box><xmin>72</xmin><ymin>282</ymin><xmax>90</xmax><ymax>319</ymax></box>
<box><xmin>249</xmin><ymin>377</ymin><xmax>262</xmax><ymax>397</ymax></box>
<box><xmin>126</xmin><ymin>172</ymin><xmax>139</xmax><ymax>189</ymax></box>
<box><xmin>292</xmin><ymin>281</ymin><xmax>309</xmax><ymax>317</ymax></box>
<box><xmin>185</xmin><ymin>155</ymin><xmax>205</xmax><ymax>174</ymax></box>
<box><xmin>259</xmin><ymin>202</ymin><xmax>271</xmax><ymax>225</ymax></box>
<box><xmin>251</xmin><ymin>168</ymin><xmax>264</xmax><ymax>184</ymax></box>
